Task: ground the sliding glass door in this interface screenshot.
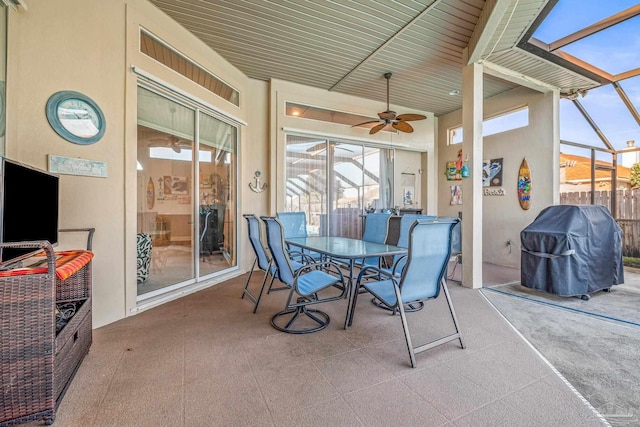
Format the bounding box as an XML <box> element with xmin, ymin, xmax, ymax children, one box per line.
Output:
<box><xmin>198</xmin><ymin>112</ymin><xmax>237</xmax><ymax>277</ymax></box>
<box><xmin>285</xmin><ymin>134</ymin><xmax>393</xmax><ymax>237</ymax></box>
<box><xmin>330</xmin><ymin>142</ymin><xmax>364</xmax><ymax>238</ymax></box>
<box><xmin>136</xmin><ymin>86</ymin><xmax>237</xmax><ymax>299</ymax></box>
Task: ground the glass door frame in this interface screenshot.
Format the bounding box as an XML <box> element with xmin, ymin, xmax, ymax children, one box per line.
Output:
<box><xmin>136</xmin><ymin>80</ymin><xmax>241</xmax><ymax>303</ymax></box>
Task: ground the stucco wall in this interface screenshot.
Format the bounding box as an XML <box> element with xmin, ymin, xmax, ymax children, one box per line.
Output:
<box><xmin>6</xmin><ymin>0</ymin><xmax>129</xmax><ymax>327</ymax></box>
<box><xmin>5</xmin><ymin>0</ymin><xmax>264</xmax><ymax>327</ymax></box>
<box><xmin>438</xmin><ymin>86</ymin><xmax>558</xmax><ymax>267</ymax></box>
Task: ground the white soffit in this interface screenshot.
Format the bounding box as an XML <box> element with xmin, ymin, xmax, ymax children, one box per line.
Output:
<box><xmin>149</xmin><ymin>0</ymin><xmax>602</xmax><ymax>116</ymax></box>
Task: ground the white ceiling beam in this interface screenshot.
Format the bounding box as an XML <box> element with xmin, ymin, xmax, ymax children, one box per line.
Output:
<box><xmin>480</xmin><ymin>59</ymin><xmax>558</xmax><ymax>93</ymax></box>
<box><xmin>467</xmin><ymin>0</ymin><xmax>514</xmax><ymax>64</ymax></box>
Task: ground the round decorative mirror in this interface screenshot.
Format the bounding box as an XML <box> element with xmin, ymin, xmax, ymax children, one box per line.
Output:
<box><xmin>45</xmin><ymin>91</ymin><xmax>106</xmax><ymax>145</ymax></box>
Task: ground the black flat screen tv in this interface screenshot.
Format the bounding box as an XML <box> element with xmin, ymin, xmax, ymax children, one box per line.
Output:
<box><xmin>0</xmin><ymin>157</ymin><xmax>59</xmax><ymax>265</ymax></box>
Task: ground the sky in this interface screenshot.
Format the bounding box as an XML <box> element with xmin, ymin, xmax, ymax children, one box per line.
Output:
<box><xmin>532</xmin><ymin>0</ymin><xmax>640</xmax><ymax>159</ymax></box>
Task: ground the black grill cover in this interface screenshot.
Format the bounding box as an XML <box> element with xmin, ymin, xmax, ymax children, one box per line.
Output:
<box><xmin>520</xmin><ymin>205</ymin><xmax>623</xmax><ymax>296</ymax></box>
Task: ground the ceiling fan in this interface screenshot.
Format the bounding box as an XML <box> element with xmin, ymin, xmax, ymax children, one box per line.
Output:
<box><xmin>148</xmin><ymin>134</ymin><xmax>191</xmax><ymax>153</ymax></box>
<box><xmin>354</xmin><ymin>72</ymin><xmax>427</xmax><ymax>135</ymax></box>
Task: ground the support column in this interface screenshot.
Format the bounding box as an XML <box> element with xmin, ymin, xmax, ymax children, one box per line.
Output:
<box><xmin>461</xmin><ymin>49</ymin><xmax>483</xmax><ymax>289</ymax></box>
<box><xmin>549</xmin><ymin>90</ymin><xmax>561</xmax><ymax>205</ymax></box>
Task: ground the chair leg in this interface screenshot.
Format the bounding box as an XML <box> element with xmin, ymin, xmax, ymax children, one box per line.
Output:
<box><xmin>241</xmin><ymin>259</ymin><xmax>257</xmax><ymax>299</ymax></box>
<box><xmin>266</xmin><ymin>273</ymin><xmax>278</xmax><ymax>293</ymax></box>
<box><xmin>252</xmin><ymin>270</ymin><xmax>272</xmax><ymax>314</ymax></box>
<box><xmin>448</xmin><ymin>254</ymin><xmax>461</xmax><ymax>283</ymax></box>
<box><xmin>394</xmin><ymin>285</ymin><xmax>417</xmax><ymax>368</ymax></box>
<box><xmin>267</xmin><ymin>272</ymin><xmax>288</xmax><ymax>294</ymax></box>
<box><xmin>395</xmin><ymin>279</ymin><xmax>465</xmax><ymax>368</ymax></box>
<box><xmin>441</xmin><ymin>278</ymin><xmax>465</xmax><ymax>349</ymax></box>
<box><xmin>241</xmin><ymin>259</ymin><xmax>271</xmax><ymax>314</ymax></box>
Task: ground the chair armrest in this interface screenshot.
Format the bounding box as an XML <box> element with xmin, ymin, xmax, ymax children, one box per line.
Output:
<box><xmin>295</xmin><ymin>260</ymin><xmax>343</xmax><ymax>279</ymax></box>
<box><xmin>59</xmin><ymin>228</ymin><xmax>95</xmax><ymax>251</ymax></box>
<box><xmin>0</xmin><ymin>240</ymin><xmax>56</xmax><ymax>273</ymax></box>
<box><xmin>356</xmin><ymin>265</ymin><xmax>396</xmax><ymax>285</ymax></box>
<box><xmin>288</xmin><ymin>250</ymin><xmax>316</xmax><ymax>265</ymax></box>
<box><xmin>391</xmin><ymin>255</ymin><xmax>408</xmax><ymax>276</ymax></box>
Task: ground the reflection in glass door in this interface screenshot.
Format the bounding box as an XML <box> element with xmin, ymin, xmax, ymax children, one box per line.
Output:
<box><xmin>285</xmin><ymin>136</ymin><xmax>327</xmax><ymax>236</ymax></box>
<box><xmin>285</xmin><ymin>134</ymin><xmax>394</xmax><ymax>238</ymax></box>
<box><xmin>137</xmin><ymin>88</ymin><xmax>195</xmax><ymax>296</ymax></box>
<box><xmin>136</xmin><ymin>86</ymin><xmax>238</xmax><ymax>299</ymax></box>
<box><xmin>198</xmin><ymin>112</ymin><xmax>237</xmax><ymax>277</ymax></box>
<box><xmin>331</xmin><ymin>143</ymin><xmax>364</xmax><ymax>238</ymax></box>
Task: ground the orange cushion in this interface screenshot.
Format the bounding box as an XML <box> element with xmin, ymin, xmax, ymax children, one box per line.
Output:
<box><xmin>0</xmin><ymin>250</ymin><xmax>93</xmax><ymax>280</ymax></box>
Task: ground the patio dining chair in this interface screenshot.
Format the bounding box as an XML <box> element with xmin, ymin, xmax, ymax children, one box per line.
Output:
<box><xmin>354</xmin><ymin>218</ymin><xmax>465</xmax><ymax>368</ymax></box>
<box><xmin>241</xmin><ymin>214</ymin><xmax>277</xmax><ymax>313</ymax></box>
<box><xmin>372</xmin><ymin>214</ymin><xmax>436</xmax><ymax>312</ymax></box>
<box><xmin>241</xmin><ymin>214</ymin><xmax>309</xmax><ymax>313</ymax></box>
<box><xmin>332</xmin><ymin>212</ymin><xmax>391</xmax><ymax>271</ymax></box>
<box><xmin>359</xmin><ymin>212</ymin><xmax>392</xmax><ymax>268</ymax></box>
<box><xmin>261</xmin><ymin>216</ymin><xmax>347</xmax><ymax>334</ymax></box>
<box><xmin>276</xmin><ymin>211</ymin><xmax>322</xmax><ymax>261</ymax></box>
<box><xmin>384</xmin><ymin>214</ymin><xmax>437</xmax><ymax>274</ymax></box>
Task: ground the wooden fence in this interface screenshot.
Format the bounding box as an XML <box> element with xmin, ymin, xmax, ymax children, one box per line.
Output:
<box><xmin>561</xmin><ymin>189</ymin><xmax>640</xmax><ymax>257</ymax></box>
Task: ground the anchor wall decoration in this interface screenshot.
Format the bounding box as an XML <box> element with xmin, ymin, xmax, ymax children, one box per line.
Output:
<box><xmin>249</xmin><ymin>170</ymin><xmax>267</xmax><ymax>193</ymax></box>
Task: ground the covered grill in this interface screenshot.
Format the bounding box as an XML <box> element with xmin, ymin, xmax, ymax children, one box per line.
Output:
<box><xmin>520</xmin><ymin>205</ymin><xmax>623</xmax><ymax>298</ymax></box>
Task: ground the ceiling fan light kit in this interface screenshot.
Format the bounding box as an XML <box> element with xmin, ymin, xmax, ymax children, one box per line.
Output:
<box><xmin>353</xmin><ymin>72</ymin><xmax>427</xmax><ymax>135</ymax></box>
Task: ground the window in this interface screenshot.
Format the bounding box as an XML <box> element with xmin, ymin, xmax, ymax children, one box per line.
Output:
<box><xmin>285</xmin><ymin>134</ymin><xmax>393</xmax><ymax>238</ymax></box>
<box><xmin>448</xmin><ymin>107</ymin><xmax>529</xmax><ymax>144</ymax></box>
<box><xmin>140</xmin><ymin>30</ymin><xmax>239</xmax><ymax>106</ymax></box>
<box><xmin>449</xmin><ymin>127</ymin><xmax>463</xmax><ymax>145</ymax></box>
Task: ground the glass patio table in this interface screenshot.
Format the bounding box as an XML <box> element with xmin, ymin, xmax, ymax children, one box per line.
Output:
<box><xmin>285</xmin><ymin>236</ymin><xmax>407</xmax><ymax>329</ymax></box>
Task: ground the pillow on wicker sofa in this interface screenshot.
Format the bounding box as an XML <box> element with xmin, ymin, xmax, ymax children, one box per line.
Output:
<box><xmin>137</xmin><ymin>233</ymin><xmax>152</xmax><ymax>284</ymax></box>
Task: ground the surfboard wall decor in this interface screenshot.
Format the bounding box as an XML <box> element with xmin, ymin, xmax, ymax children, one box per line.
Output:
<box><xmin>146</xmin><ymin>177</ymin><xmax>155</xmax><ymax>210</ymax></box>
<box><xmin>518</xmin><ymin>158</ymin><xmax>532</xmax><ymax>210</ymax></box>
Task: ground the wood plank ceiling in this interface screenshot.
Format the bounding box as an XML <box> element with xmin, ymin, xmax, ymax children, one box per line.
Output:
<box><xmin>149</xmin><ymin>0</ymin><xmax>600</xmax><ymax>116</ymax></box>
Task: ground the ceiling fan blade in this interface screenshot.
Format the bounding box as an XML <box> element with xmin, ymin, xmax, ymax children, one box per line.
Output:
<box><xmin>307</xmin><ymin>143</ymin><xmax>325</xmax><ymax>152</ymax></box>
<box><xmin>396</xmin><ymin>113</ymin><xmax>427</xmax><ymax>122</ymax></box>
<box><xmin>334</xmin><ymin>145</ymin><xmax>354</xmax><ymax>153</ymax></box>
<box><xmin>352</xmin><ymin>120</ymin><xmax>381</xmax><ymax>127</ymax></box>
<box><xmin>378</xmin><ymin>111</ymin><xmax>396</xmax><ymax>120</ymax></box>
<box><xmin>370</xmin><ymin>122</ymin><xmax>387</xmax><ymax>135</ymax></box>
<box><xmin>392</xmin><ymin>121</ymin><xmax>414</xmax><ymax>133</ymax></box>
